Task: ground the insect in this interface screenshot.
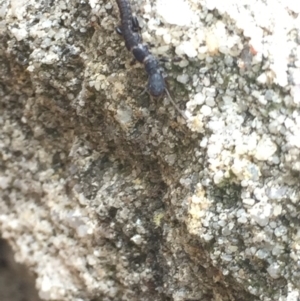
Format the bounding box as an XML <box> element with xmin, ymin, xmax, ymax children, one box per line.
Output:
<box><xmin>115</xmin><ymin>0</ymin><xmax>186</xmax><ymax>119</ymax></box>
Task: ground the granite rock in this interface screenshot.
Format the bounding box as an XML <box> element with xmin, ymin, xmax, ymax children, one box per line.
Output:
<box><xmin>1</xmin><ymin>0</ymin><xmax>300</xmax><ymax>301</ymax></box>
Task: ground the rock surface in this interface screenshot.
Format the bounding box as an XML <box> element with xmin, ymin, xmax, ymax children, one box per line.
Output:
<box><xmin>1</xmin><ymin>0</ymin><xmax>300</xmax><ymax>300</ymax></box>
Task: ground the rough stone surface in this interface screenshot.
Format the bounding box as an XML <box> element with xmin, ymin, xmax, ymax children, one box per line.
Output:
<box><xmin>1</xmin><ymin>0</ymin><xmax>300</xmax><ymax>300</ymax></box>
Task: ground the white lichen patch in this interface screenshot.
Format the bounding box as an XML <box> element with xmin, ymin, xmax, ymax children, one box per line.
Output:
<box><xmin>138</xmin><ymin>0</ymin><xmax>300</xmax><ymax>299</ymax></box>
<box><xmin>156</xmin><ymin>0</ymin><xmax>196</xmax><ymax>26</ymax></box>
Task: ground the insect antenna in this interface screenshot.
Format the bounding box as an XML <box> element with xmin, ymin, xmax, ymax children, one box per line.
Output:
<box><xmin>164</xmin><ymin>88</ymin><xmax>187</xmax><ymax>120</ymax></box>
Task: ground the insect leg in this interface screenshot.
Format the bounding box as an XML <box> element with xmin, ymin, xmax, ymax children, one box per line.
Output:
<box><xmin>131</xmin><ymin>16</ymin><xmax>140</xmax><ymax>32</ymax></box>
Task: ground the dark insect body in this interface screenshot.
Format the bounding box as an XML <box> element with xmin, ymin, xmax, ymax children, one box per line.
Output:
<box><xmin>115</xmin><ymin>0</ymin><xmax>186</xmax><ymax>118</ymax></box>
<box><xmin>115</xmin><ymin>0</ymin><xmax>165</xmax><ymax>97</ymax></box>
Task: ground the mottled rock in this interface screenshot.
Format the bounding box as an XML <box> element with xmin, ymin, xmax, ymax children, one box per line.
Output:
<box><xmin>1</xmin><ymin>0</ymin><xmax>300</xmax><ymax>301</ymax></box>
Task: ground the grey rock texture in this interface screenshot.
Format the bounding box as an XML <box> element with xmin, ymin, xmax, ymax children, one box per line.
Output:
<box><xmin>0</xmin><ymin>0</ymin><xmax>300</xmax><ymax>301</ymax></box>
